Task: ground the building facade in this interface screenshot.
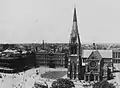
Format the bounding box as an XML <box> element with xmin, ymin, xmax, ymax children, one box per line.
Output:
<box><xmin>112</xmin><ymin>49</ymin><xmax>120</xmax><ymax>63</ymax></box>
<box><xmin>36</xmin><ymin>51</ymin><xmax>65</xmax><ymax>68</ymax></box>
<box><xmin>82</xmin><ymin>50</ymin><xmax>113</xmax><ymax>81</ymax></box>
<box><xmin>0</xmin><ymin>51</ymin><xmax>36</xmax><ymax>73</ymax></box>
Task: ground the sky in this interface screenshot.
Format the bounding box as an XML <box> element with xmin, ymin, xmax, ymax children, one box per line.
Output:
<box><xmin>0</xmin><ymin>0</ymin><xmax>120</xmax><ymax>44</ymax></box>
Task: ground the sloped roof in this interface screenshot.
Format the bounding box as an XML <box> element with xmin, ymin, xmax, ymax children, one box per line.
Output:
<box><xmin>82</xmin><ymin>50</ymin><xmax>112</xmax><ymax>58</ymax></box>
<box><xmin>88</xmin><ymin>51</ymin><xmax>102</xmax><ymax>60</ymax></box>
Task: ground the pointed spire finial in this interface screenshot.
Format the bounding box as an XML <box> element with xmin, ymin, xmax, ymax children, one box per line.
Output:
<box><xmin>73</xmin><ymin>5</ymin><xmax>77</xmax><ymax>22</ymax></box>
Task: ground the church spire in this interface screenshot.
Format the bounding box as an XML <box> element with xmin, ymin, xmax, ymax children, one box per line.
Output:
<box><xmin>68</xmin><ymin>6</ymin><xmax>83</xmax><ymax>80</ymax></box>
<box><xmin>73</xmin><ymin>7</ymin><xmax>77</xmax><ymax>22</ymax></box>
<box><xmin>69</xmin><ymin>6</ymin><xmax>81</xmax><ymax>54</ymax></box>
<box><xmin>70</xmin><ymin>7</ymin><xmax>80</xmax><ymax>44</ymax></box>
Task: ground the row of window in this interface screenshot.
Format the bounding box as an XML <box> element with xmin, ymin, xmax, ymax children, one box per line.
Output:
<box><xmin>36</xmin><ymin>61</ymin><xmax>65</xmax><ymax>64</ymax></box>
<box><xmin>104</xmin><ymin>59</ymin><xmax>112</xmax><ymax>62</ymax></box>
<box><xmin>85</xmin><ymin>75</ymin><xmax>99</xmax><ymax>81</ymax></box>
<box><xmin>113</xmin><ymin>52</ymin><xmax>120</xmax><ymax>58</ymax></box>
<box><xmin>113</xmin><ymin>59</ymin><xmax>120</xmax><ymax>63</ymax></box>
<box><xmin>82</xmin><ymin>58</ymin><xmax>113</xmax><ymax>63</ymax></box>
<box><xmin>37</xmin><ymin>63</ymin><xmax>65</xmax><ymax>66</ymax></box>
<box><xmin>37</xmin><ymin>57</ymin><xmax>64</xmax><ymax>60</ymax></box>
<box><xmin>36</xmin><ymin>55</ymin><xmax>64</xmax><ymax>58</ymax></box>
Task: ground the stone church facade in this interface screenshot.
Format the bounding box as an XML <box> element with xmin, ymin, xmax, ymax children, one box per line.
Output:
<box><xmin>83</xmin><ymin>50</ymin><xmax>113</xmax><ymax>81</ymax></box>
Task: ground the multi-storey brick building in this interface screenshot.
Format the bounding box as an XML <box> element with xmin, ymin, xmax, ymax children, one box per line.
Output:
<box><xmin>36</xmin><ymin>50</ymin><xmax>65</xmax><ymax>68</ymax></box>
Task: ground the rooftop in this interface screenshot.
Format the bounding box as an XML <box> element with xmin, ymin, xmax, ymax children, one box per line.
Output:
<box><xmin>82</xmin><ymin>50</ymin><xmax>112</xmax><ymax>58</ymax></box>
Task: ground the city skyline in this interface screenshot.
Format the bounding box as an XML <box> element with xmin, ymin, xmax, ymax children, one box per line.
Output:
<box><xmin>0</xmin><ymin>0</ymin><xmax>120</xmax><ymax>43</ymax></box>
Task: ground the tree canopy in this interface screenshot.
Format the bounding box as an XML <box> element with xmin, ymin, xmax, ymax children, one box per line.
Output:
<box><xmin>93</xmin><ymin>80</ymin><xmax>116</xmax><ymax>88</ymax></box>
<box><xmin>51</xmin><ymin>78</ymin><xmax>75</xmax><ymax>88</ymax></box>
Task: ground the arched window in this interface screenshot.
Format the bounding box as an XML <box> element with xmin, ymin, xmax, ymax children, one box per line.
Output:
<box><xmin>74</xmin><ymin>62</ymin><xmax>76</xmax><ymax>79</ymax></box>
<box><xmin>70</xmin><ymin>61</ymin><xmax>72</xmax><ymax>79</ymax></box>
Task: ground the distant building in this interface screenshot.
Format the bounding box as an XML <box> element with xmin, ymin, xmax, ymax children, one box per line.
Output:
<box><xmin>36</xmin><ymin>50</ymin><xmax>66</xmax><ymax>68</ymax></box>
<box><xmin>112</xmin><ymin>49</ymin><xmax>120</xmax><ymax>63</ymax></box>
<box><xmin>35</xmin><ymin>40</ymin><xmax>68</xmax><ymax>68</ymax></box>
<box><xmin>0</xmin><ymin>50</ymin><xmax>36</xmax><ymax>73</ymax></box>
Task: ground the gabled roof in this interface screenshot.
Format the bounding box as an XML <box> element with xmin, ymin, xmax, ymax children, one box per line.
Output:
<box><xmin>88</xmin><ymin>51</ymin><xmax>102</xmax><ymax>60</ymax></box>
<box><xmin>82</xmin><ymin>50</ymin><xmax>112</xmax><ymax>58</ymax></box>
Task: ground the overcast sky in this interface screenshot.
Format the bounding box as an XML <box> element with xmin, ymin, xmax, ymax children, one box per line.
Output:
<box><xmin>0</xmin><ymin>0</ymin><xmax>120</xmax><ymax>43</ymax></box>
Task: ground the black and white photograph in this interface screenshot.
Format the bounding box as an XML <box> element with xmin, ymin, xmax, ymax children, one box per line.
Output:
<box><xmin>0</xmin><ymin>0</ymin><xmax>119</xmax><ymax>88</ymax></box>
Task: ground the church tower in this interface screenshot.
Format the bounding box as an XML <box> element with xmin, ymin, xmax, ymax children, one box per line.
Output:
<box><xmin>67</xmin><ymin>7</ymin><xmax>83</xmax><ymax>80</ymax></box>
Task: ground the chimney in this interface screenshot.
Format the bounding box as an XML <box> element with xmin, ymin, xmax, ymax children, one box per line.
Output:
<box><xmin>93</xmin><ymin>43</ymin><xmax>97</xmax><ymax>50</ymax></box>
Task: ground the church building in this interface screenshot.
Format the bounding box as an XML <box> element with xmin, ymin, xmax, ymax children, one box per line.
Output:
<box><xmin>67</xmin><ymin>7</ymin><xmax>113</xmax><ymax>81</ymax></box>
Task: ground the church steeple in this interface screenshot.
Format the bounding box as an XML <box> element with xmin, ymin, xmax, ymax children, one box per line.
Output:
<box><xmin>73</xmin><ymin>7</ymin><xmax>77</xmax><ymax>22</ymax></box>
<box><xmin>68</xmin><ymin>6</ymin><xmax>83</xmax><ymax>80</ymax></box>
<box><xmin>70</xmin><ymin>7</ymin><xmax>80</xmax><ymax>44</ymax></box>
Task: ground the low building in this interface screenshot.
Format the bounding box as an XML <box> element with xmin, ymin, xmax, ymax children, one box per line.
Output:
<box><xmin>0</xmin><ymin>50</ymin><xmax>36</xmax><ymax>73</ymax></box>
